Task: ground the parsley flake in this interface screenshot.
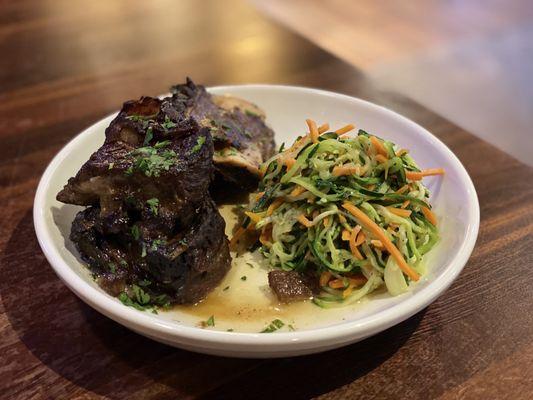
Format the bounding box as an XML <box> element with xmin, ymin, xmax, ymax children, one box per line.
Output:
<box><xmin>146</xmin><ymin>198</ymin><xmax>159</xmax><ymax>215</ymax></box>
<box><xmin>143</xmin><ymin>127</ymin><xmax>154</xmax><ymax>146</ymax></box>
<box><xmin>240</xmin><ymin>276</ymin><xmax>247</xmax><ymax>281</ymax></box>
<box><xmin>141</xmin><ymin>243</ymin><xmax>147</xmax><ymax>258</ymax></box>
<box><xmin>261</xmin><ymin>319</ymin><xmax>285</xmax><ymax>333</ymax></box>
<box><xmin>108</xmin><ymin>263</ymin><xmax>116</xmax><ymax>274</ymax></box>
<box><xmin>191</xmin><ymin>136</ymin><xmax>206</xmax><ymax>154</ymax></box>
<box><xmin>161</xmin><ymin>115</ymin><xmax>177</xmax><ymax>131</ymax></box>
<box><xmin>200</xmin><ymin>315</ymin><xmax>215</xmax><ymax>328</ymax></box>
<box><xmin>131</xmin><ymin>225</ymin><xmax>141</xmax><ymax>240</ymax></box>
<box><xmin>128</xmin><ymin>145</ymin><xmax>178</xmax><ymax>177</ymax></box>
<box><xmin>151</xmin><ymin>239</ymin><xmax>165</xmax><ymax>251</ymax></box>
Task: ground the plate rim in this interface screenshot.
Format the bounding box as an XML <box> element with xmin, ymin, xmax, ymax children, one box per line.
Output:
<box><xmin>33</xmin><ymin>84</ymin><xmax>480</xmax><ymax>352</ymax></box>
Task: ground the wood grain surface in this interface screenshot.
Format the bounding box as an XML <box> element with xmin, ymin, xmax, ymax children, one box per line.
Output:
<box><xmin>1</xmin><ymin>1</ymin><xmax>532</xmax><ymax>399</ymax></box>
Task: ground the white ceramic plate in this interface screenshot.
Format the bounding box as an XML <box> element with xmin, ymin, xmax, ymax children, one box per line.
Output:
<box><xmin>34</xmin><ymin>85</ymin><xmax>479</xmax><ymax>358</ymax></box>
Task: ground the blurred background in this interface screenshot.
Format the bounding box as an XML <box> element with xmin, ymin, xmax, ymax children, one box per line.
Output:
<box><xmin>254</xmin><ymin>0</ymin><xmax>533</xmax><ymax>166</ymax></box>
<box><xmin>1</xmin><ymin>0</ymin><xmax>531</xmax><ymax>165</ymax></box>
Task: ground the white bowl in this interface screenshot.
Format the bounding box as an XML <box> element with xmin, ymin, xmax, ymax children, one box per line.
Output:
<box><xmin>33</xmin><ymin>85</ymin><xmax>479</xmax><ymax>358</ymax></box>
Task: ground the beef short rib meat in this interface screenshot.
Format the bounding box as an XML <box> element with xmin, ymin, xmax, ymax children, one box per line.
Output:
<box><xmin>58</xmin><ymin>84</ymin><xmax>236</xmax><ymax>305</ymax></box>
<box><xmin>171</xmin><ymin>79</ymin><xmax>276</xmax><ymax>190</ymax></box>
<box><xmin>268</xmin><ymin>270</ymin><xmax>319</xmax><ymax>303</ymax></box>
<box><xmin>70</xmin><ymin>199</ymin><xmax>231</xmax><ymax>304</ymax></box>
<box><xmin>143</xmin><ymin>198</ymin><xmax>231</xmax><ymax>304</ymax></box>
<box><xmin>57</xmin><ymin>95</ymin><xmax>213</xmax><ymax>231</ymax></box>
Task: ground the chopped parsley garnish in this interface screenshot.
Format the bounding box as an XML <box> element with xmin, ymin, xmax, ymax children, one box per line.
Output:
<box><xmin>227</xmin><ymin>328</ymin><xmax>234</xmax><ymax>332</ymax></box>
<box><xmin>154</xmin><ymin>140</ymin><xmax>171</xmax><ymax>149</ymax></box>
<box><xmin>288</xmin><ymin>324</ymin><xmax>295</xmax><ymax>331</ymax></box>
<box><xmin>200</xmin><ymin>315</ymin><xmax>215</xmax><ymax>328</ymax></box>
<box><xmin>223</xmin><ymin>286</ymin><xmax>230</xmax><ymax>291</ymax></box>
<box><xmin>161</xmin><ymin>115</ymin><xmax>177</xmax><ymax>131</ymax></box>
<box><xmin>118</xmin><ymin>285</ymin><xmax>170</xmax><ymax>312</ymax></box>
<box><xmin>146</xmin><ymin>198</ymin><xmax>159</xmax><ymax>215</ymax></box>
<box><xmin>119</xmin><ymin>284</ymin><xmax>151</xmax><ymax>311</ymax></box>
<box><xmin>132</xmin><ymin>284</ymin><xmax>150</xmax><ymax>304</ymax></box>
<box><xmin>127</xmin><ymin>144</ymin><xmax>178</xmax><ymax>177</ymax></box>
<box><xmin>240</xmin><ymin>276</ymin><xmax>247</xmax><ymax>281</ymax></box>
<box><xmin>108</xmin><ymin>263</ymin><xmax>116</xmax><ymax>274</ymax></box>
<box><xmin>141</xmin><ymin>243</ymin><xmax>147</xmax><ymax>258</ymax></box>
<box><xmin>246</xmin><ymin>262</ymin><xmax>254</xmax><ymax>269</ymax></box>
<box><xmin>151</xmin><ymin>239</ymin><xmax>165</xmax><ymax>251</ymax></box>
<box><xmin>261</xmin><ymin>319</ymin><xmax>285</xmax><ymax>333</ymax></box>
<box><xmin>108</xmin><ymin>162</ymin><xmax>114</xmax><ymax>170</ymax></box>
<box><xmin>131</xmin><ymin>225</ymin><xmax>141</xmax><ymax>240</ymax></box>
<box><xmin>245</xmin><ymin>109</ymin><xmax>260</xmax><ymax>118</ymax></box>
<box><xmin>143</xmin><ymin>127</ymin><xmax>154</xmax><ymax>146</ymax></box>
<box><xmin>178</xmin><ymin>238</ymin><xmax>188</xmax><ymax>246</ymax></box>
<box><xmin>138</xmin><ymin>279</ymin><xmax>151</xmax><ymax>287</ymax></box>
<box><xmin>118</xmin><ymin>280</ymin><xmax>170</xmax><ymax>314</ymax></box>
<box><xmin>191</xmin><ymin>136</ymin><xmax>206</xmax><ymax>154</ymax></box>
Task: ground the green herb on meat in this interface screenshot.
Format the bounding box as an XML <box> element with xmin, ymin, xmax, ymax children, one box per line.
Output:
<box><xmin>128</xmin><ymin>144</ymin><xmax>178</xmax><ymax>177</ymax></box>
<box><xmin>146</xmin><ymin>198</ymin><xmax>160</xmax><ymax>215</ymax></box>
<box><xmin>131</xmin><ymin>224</ymin><xmax>141</xmax><ymax>240</ymax></box>
<box><xmin>191</xmin><ymin>136</ymin><xmax>206</xmax><ymax>154</ymax></box>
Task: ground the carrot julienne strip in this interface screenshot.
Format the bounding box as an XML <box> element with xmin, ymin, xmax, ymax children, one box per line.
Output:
<box><xmin>370</xmin><ymin>136</ymin><xmax>388</xmax><ymax>157</ymax></box>
<box><xmin>421</xmin><ymin>206</ymin><xmax>438</xmax><ymax>226</ymax></box>
<box><xmin>375</xmin><ymin>154</ymin><xmax>388</xmax><ymax>164</ymax></box>
<box><xmin>244</xmin><ymin>211</ymin><xmax>263</xmax><ymax>224</ymax></box>
<box><xmin>266</xmin><ymin>198</ymin><xmax>284</xmax><ymax>216</ymax></box>
<box><xmin>387</xmin><ymin>206</ymin><xmax>412</xmax><ymax>218</ymax></box>
<box><xmin>318</xmin><ymin>123</ymin><xmax>330</xmax><ymax>134</ymax></box>
<box><xmin>319</xmin><ymin>271</ymin><xmax>332</xmax><ymax>287</ymax></box>
<box><xmin>332</xmin><ymin>165</ymin><xmax>359</xmax><ymax>177</ymax></box>
<box><xmin>229</xmin><ymin>227</ymin><xmax>246</xmax><ymax>250</ymax></box>
<box><xmin>341</xmin><ymin>229</ymin><xmax>352</xmax><ymax>241</ymax></box>
<box><xmin>290</xmin><ymin>185</ymin><xmax>306</xmax><ymax>196</ymax></box>
<box><xmin>334</xmin><ymin>124</ymin><xmax>355</xmax><ymax>135</ymax></box>
<box><xmin>342</xmin><ymin>202</ymin><xmax>420</xmax><ymax>281</ymax></box>
<box><xmin>284</xmin><ymin>157</ymin><xmax>296</xmax><ymax>169</ymax></box>
<box><xmin>406</xmin><ymin>168</ymin><xmax>445</xmax><ymax>181</ymax></box>
<box><xmin>349</xmin><ymin>227</ymin><xmax>364</xmax><ymax>260</ymax></box>
<box><xmin>395</xmin><ymin>184</ymin><xmax>409</xmax><ymax>194</ymax></box>
<box><xmin>306</xmin><ymin>119</ymin><xmax>319</xmax><ymax>143</ymax></box>
<box><xmin>297</xmin><ymin>214</ymin><xmax>313</xmax><ymax>228</ymax></box>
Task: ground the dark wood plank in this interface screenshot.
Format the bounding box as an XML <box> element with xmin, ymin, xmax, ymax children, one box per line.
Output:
<box><xmin>0</xmin><ymin>1</ymin><xmax>531</xmax><ymax>399</ymax></box>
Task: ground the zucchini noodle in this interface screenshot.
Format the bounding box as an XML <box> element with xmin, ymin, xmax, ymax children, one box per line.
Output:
<box><xmin>240</xmin><ymin>122</ymin><xmax>442</xmax><ymax>307</ymax></box>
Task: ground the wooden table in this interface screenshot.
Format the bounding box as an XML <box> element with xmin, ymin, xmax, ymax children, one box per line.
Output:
<box><xmin>1</xmin><ymin>1</ymin><xmax>532</xmax><ymax>399</ymax></box>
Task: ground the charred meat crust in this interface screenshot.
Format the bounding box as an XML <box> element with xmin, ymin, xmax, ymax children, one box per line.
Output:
<box><xmin>59</xmin><ymin>87</ymin><xmax>233</xmax><ymax>305</ymax></box>
<box><xmin>71</xmin><ymin>199</ymin><xmax>231</xmax><ymax>304</ymax></box>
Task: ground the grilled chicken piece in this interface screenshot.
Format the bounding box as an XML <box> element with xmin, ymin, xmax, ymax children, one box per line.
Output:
<box><xmin>71</xmin><ymin>199</ymin><xmax>230</xmax><ymax>304</ymax></box>
<box><xmin>171</xmin><ymin>79</ymin><xmax>276</xmax><ymax>191</ymax></box>
<box><xmin>268</xmin><ymin>270</ymin><xmax>319</xmax><ymax>303</ymax></box>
